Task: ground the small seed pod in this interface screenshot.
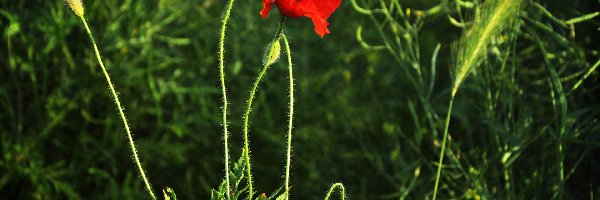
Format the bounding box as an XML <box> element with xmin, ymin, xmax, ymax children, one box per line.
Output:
<box><xmin>66</xmin><ymin>0</ymin><xmax>84</xmax><ymax>17</ymax></box>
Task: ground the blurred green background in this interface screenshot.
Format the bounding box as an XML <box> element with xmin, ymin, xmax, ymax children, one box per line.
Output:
<box><xmin>1</xmin><ymin>0</ymin><xmax>599</xmax><ymax>199</ymax></box>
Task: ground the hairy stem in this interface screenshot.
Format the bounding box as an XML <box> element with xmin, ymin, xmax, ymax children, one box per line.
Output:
<box><xmin>324</xmin><ymin>183</ymin><xmax>346</xmax><ymax>200</ymax></box>
<box><xmin>282</xmin><ymin>34</ymin><xmax>294</xmax><ymax>200</ymax></box>
<box><xmin>242</xmin><ymin>17</ymin><xmax>286</xmax><ymax>198</ymax></box>
<box><xmin>218</xmin><ymin>0</ymin><xmax>236</xmax><ymax>198</ymax></box>
<box><xmin>80</xmin><ymin>17</ymin><xmax>155</xmax><ymax>200</ymax></box>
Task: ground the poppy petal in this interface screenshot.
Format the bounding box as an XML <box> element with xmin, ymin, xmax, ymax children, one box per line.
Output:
<box><xmin>260</xmin><ymin>0</ymin><xmax>341</xmax><ymax>37</ymax></box>
<box><xmin>260</xmin><ymin>0</ymin><xmax>273</xmax><ymax>19</ymax></box>
<box><xmin>306</xmin><ymin>13</ymin><xmax>330</xmax><ymax>37</ymax></box>
<box><xmin>308</xmin><ymin>0</ymin><xmax>341</xmax><ymax>19</ymax></box>
<box><xmin>274</xmin><ymin>0</ymin><xmax>305</xmax><ymax>18</ymax></box>
<box><xmin>302</xmin><ymin>0</ymin><xmax>341</xmax><ymax>37</ymax></box>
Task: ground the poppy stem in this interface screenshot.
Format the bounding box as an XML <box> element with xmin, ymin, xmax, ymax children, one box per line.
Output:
<box><xmin>282</xmin><ymin>33</ymin><xmax>294</xmax><ymax>200</ymax></box>
<box><xmin>79</xmin><ymin>16</ymin><xmax>156</xmax><ymax>200</ymax></box>
<box><xmin>274</xmin><ymin>17</ymin><xmax>286</xmax><ymax>41</ymax></box>
<box><xmin>324</xmin><ymin>183</ymin><xmax>346</xmax><ymax>200</ymax></box>
<box><xmin>242</xmin><ymin>16</ymin><xmax>286</xmax><ymax>199</ymax></box>
<box><xmin>218</xmin><ymin>0</ymin><xmax>236</xmax><ymax>198</ymax></box>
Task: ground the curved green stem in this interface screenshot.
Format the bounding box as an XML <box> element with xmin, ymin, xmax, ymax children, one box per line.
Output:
<box><xmin>218</xmin><ymin>0</ymin><xmax>236</xmax><ymax>198</ymax></box>
<box><xmin>282</xmin><ymin>34</ymin><xmax>294</xmax><ymax>200</ymax></box>
<box><xmin>242</xmin><ymin>17</ymin><xmax>286</xmax><ymax>198</ymax></box>
<box><xmin>80</xmin><ymin>16</ymin><xmax>156</xmax><ymax>200</ymax></box>
<box><xmin>432</xmin><ymin>89</ymin><xmax>457</xmax><ymax>200</ymax></box>
<box><xmin>324</xmin><ymin>183</ymin><xmax>346</xmax><ymax>200</ymax></box>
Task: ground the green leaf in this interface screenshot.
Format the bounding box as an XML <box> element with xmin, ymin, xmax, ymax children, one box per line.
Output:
<box><xmin>267</xmin><ymin>186</ymin><xmax>283</xmax><ymax>199</ymax></box>
<box><xmin>275</xmin><ymin>193</ymin><xmax>286</xmax><ymax>200</ymax></box>
<box><xmin>210</xmin><ymin>155</ymin><xmax>248</xmax><ymax>200</ymax></box>
<box><xmin>163</xmin><ymin>187</ymin><xmax>177</xmax><ymax>200</ymax></box>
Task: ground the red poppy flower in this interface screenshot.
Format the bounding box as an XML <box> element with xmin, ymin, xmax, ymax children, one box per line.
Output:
<box><xmin>260</xmin><ymin>0</ymin><xmax>342</xmax><ymax>37</ymax></box>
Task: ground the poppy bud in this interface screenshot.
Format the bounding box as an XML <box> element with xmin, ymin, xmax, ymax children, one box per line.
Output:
<box><xmin>66</xmin><ymin>0</ymin><xmax>84</xmax><ymax>17</ymax></box>
<box><xmin>264</xmin><ymin>39</ymin><xmax>282</xmax><ymax>66</ymax></box>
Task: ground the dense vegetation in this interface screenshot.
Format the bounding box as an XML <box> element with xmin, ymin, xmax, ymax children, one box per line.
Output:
<box><xmin>1</xmin><ymin>0</ymin><xmax>599</xmax><ymax>199</ymax></box>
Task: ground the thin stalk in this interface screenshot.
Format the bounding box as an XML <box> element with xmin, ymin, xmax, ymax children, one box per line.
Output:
<box><xmin>432</xmin><ymin>0</ymin><xmax>522</xmax><ymax>198</ymax></box>
<box><xmin>242</xmin><ymin>17</ymin><xmax>286</xmax><ymax>198</ymax></box>
<box><xmin>218</xmin><ymin>0</ymin><xmax>236</xmax><ymax>197</ymax></box>
<box><xmin>324</xmin><ymin>183</ymin><xmax>346</xmax><ymax>200</ymax></box>
<box><xmin>79</xmin><ymin>17</ymin><xmax>156</xmax><ymax>200</ymax></box>
<box><xmin>432</xmin><ymin>89</ymin><xmax>456</xmax><ymax>200</ymax></box>
<box><xmin>282</xmin><ymin>33</ymin><xmax>294</xmax><ymax>199</ymax></box>
<box><xmin>569</xmin><ymin>58</ymin><xmax>600</xmax><ymax>94</ymax></box>
<box><xmin>536</xmin><ymin>38</ymin><xmax>566</xmax><ymax>199</ymax></box>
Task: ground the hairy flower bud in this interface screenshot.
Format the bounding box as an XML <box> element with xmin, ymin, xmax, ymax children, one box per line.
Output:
<box><xmin>265</xmin><ymin>39</ymin><xmax>282</xmax><ymax>67</ymax></box>
<box><xmin>66</xmin><ymin>0</ymin><xmax>84</xmax><ymax>17</ymax></box>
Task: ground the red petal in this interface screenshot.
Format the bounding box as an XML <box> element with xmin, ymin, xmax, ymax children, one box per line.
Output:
<box><xmin>260</xmin><ymin>0</ymin><xmax>273</xmax><ymax>19</ymax></box>
<box><xmin>305</xmin><ymin>0</ymin><xmax>341</xmax><ymax>19</ymax></box>
<box><xmin>306</xmin><ymin>14</ymin><xmax>330</xmax><ymax>37</ymax></box>
<box><xmin>260</xmin><ymin>0</ymin><xmax>341</xmax><ymax>37</ymax></box>
<box><xmin>302</xmin><ymin>0</ymin><xmax>341</xmax><ymax>37</ymax></box>
<box><xmin>274</xmin><ymin>0</ymin><xmax>304</xmax><ymax>18</ymax></box>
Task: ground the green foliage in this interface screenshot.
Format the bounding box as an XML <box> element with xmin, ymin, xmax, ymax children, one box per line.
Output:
<box><xmin>163</xmin><ymin>187</ymin><xmax>177</xmax><ymax>200</ymax></box>
<box><xmin>435</xmin><ymin>0</ymin><xmax>524</xmax><ymax>198</ymax></box>
<box><xmin>1</xmin><ymin>0</ymin><xmax>599</xmax><ymax>199</ymax></box>
<box><xmin>209</xmin><ymin>155</ymin><xmax>284</xmax><ymax>200</ymax></box>
<box><xmin>351</xmin><ymin>0</ymin><xmax>600</xmax><ymax>199</ymax></box>
<box><xmin>211</xmin><ymin>156</ymin><xmax>247</xmax><ymax>200</ymax></box>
